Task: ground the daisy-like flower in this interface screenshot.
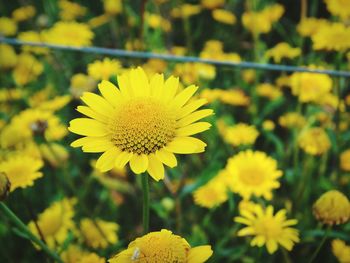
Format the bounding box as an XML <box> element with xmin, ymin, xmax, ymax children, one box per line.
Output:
<box><xmin>332</xmin><ymin>239</ymin><xmax>350</xmax><ymax>263</ymax></box>
<box><xmin>109</xmin><ymin>229</ymin><xmax>212</xmax><ymax>262</ymax></box>
<box><xmin>298</xmin><ymin>127</ymin><xmax>331</xmax><ymax>155</ymax></box>
<box><xmin>69</xmin><ymin>67</ymin><xmax>213</xmax><ymax>181</ymax></box>
<box><xmin>234</xmin><ymin>204</ymin><xmax>300</xmax><ymax>254</ymax></box>
<box><xmin>88</xmin><ymin>58</ymin><xmax>123</xmax><ymax>81</ymax></box>
<box><xmin>218</xmin><ymin>121</ymin><xmax>259</xmax><ymax>147</ymax></box>
<box><xmin>225</xmin><ymin>150</ymin><xmax>282</xmax><ymax>200</ymax></box>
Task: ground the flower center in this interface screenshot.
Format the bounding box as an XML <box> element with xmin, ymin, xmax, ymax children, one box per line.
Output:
<box><xmin>255</xmin><ymin>218</ymin><xmax>282</xmax><ymax>239</ymax></box>
<box><xmin>109</xmin><ymin>99</ymin><xmax>176</xmax><ymax>155</ymax></box>
<box><xmin>239</xmin><ymin>167</ymin><xmax>265</xmax><ymax>185</ymax></box>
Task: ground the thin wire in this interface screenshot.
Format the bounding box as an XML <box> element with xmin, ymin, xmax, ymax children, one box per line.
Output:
<box><xmin>1</xmin><ymin>37</ymin><xmax>350</xmax><ymax>78</ymax></box>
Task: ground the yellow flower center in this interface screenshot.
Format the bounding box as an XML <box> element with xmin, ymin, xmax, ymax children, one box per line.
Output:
<box><xmin>109</xmin><ymin>99</ymin><xmax>176</xmax><ymax>155</ymax></box>
<box><xmin>255</xmin><ymin>217</ymin><xmax>282</xmax><ymax>239</ymax></box>
<box><xmin>239</xmin><ymin>167</ymin><xmax>265</xmax><ymax>185</ymax></box>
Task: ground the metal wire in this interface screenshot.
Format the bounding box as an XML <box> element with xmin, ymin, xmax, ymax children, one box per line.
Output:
<box><xmin>1</xmin><ymin>37</ymin><xmax>350</xmax><ymax>78</ymax></box>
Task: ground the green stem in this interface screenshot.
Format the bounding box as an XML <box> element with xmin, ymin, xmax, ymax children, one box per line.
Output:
<box><xmin>0</xmin><ymin>203</ymin><xmax>63</xmax><ymax>263</ymax></box>
<box><xmin>307</xmin><ymin>226</ymin><xmax>331</xmax><ymax>263</ymax></box>
<box><xmin>141</xmin><ymin>175</ymin><xmax>150</xmax><ymax>234</ymax></box>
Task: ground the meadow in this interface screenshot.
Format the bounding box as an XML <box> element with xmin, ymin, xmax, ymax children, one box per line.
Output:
<box><xmin>0</xmin><ymin>0</ymin><xmax>350</xmax><ymax>262</ymax></box>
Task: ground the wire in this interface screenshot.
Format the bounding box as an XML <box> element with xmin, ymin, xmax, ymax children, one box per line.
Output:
<box><xmin>1</xmin><ymin>37</ymin><xmax>350</xmax><ymax>78</ymax></box>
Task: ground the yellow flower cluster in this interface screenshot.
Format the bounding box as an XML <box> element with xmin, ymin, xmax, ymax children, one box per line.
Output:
<box><xmin>217</xmin><ymin>121</ymin><xmax>259</xmax><ymax>147</ymax></box>
<box><xmin>200</xmin><ymin>88</ymin><xmax>250</xmax><ymax>106</ymax></box>
<box><xmin>265</xmin><ymin>42</ymin><xmax>301</xmax><ymax>63</ymax></box>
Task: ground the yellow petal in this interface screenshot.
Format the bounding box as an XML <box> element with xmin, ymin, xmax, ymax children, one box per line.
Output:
<box><xmin>76</xmin><ymin>106</ymin><xmax>108</xmax><ymax>123</ymax></box>
<box><xmin>187</xmin><ymin>246</ymin><xmax>213</xmax><ymax>263</ymax></box>
<box><xmin>71</xmin><ymin>137</ymin><xmax>90</xmax><ymax>147</ymax></box>
<box><xmin>81</xmin><ymin>92</ymin><xmax>114</xmax><ymax>116</ymax></box>
<box><xmin>129</xmin><ymin>67</ymin><xmax>150</xmax><ymax>97</ymax></box>
<box><xmin>165</xmin><ymin>137</ymin><xmax>206</xmax><ymax>154</ymax></box>
<box><xmin>170</xmin><ymin>85</ymin><xmax>198</xmax><ymax>109</ymax></box>
<box><xmin>150</xmin><ymin>73</ymin><xmax>164</xmax><ymax>99</ymax></box>
<box><xmin>176</xmin><ymin>98</ymin><xmax>207</xmax><ymax>120</ymax></box>
<box><xmin>177</xmin><ymin>109</ymin><xmax>214</xmax><ymax>127</ymax></box>
<box><xmin>176</xmin><ymin>122</ymin><xmax>211</xmax><ymax>136</ymax></box>
<box><xmin>98</xmin><ymin>80</ymin><xmax>122</xmax><ymax>107</ymax></box>
<box><xmin>68</xmin><ymin>118</ymin><xmax>108</xmax><ymax>136</ymax></box>
<box><xmin>96</xmin><ymin>147</ymin><xmax>120</xmax><ymax>172</ymax></box>
<box><xmin>163</xmin><ymin>76</ymin><xmax>179</xmax><ymax>102</ymax></box>
<box><xmin>81</xmin><ymin>137</ymin><xmax>114</xmax><ymax>153</ymax></box>
<box><xmin>129</xmin><ymin>154</ymin><xmax>149</xmax><ymax>174</ymax></box>
<box><xmin>147</xmin><ymin>154</ymin><xmax>164</xmax><ymax>181</ymax></box>
<box><xmin>115</xmin><ymin>151</ymin><xmax>133</xmax><ymax>168</ymax></box>
<box><xmin>266</xmin><ymin>240</ymin><xmax>278</xmax><ymax>254</ymax></box>
<box><xmin>155</xmin><ymin>149</ymin><xmax>177</xmax><ymax>168</ymax></box>
<box><xmin>117</xmin><ymin>73</ymin><xmax>131</xmax><ymax>99</ymax></box>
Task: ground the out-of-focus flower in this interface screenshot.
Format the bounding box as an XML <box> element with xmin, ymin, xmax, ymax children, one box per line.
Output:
<box><xmin>256</xmin><ymin>83</ymin><xmax>282</xmax><ymax>100</ymax></box>
<box><xmin>340</xmin><ymin>149</ymin><xmax>350</xmax><ymax>171</ymax></box>
<box><xmin>298</xmin><ymin>127</ymin><xmax>331</xmax><ymax>155</ymax></box>
<box><xmin>262</xmin><ymin>120</ymin><xmax>275</xmax><ymax>131</ymax></box>
<box><xmin>171</xmin><ymin>4</ymin><xmax>202</xmax><ymax>18</ymax></box>
<box><xmin>313</xmin><ymin>190</ymin><xmax>350</xmax><ymax>225</ymax></box>
<box><xmin>88</xmin><ymin>58</ymin><xmax>123</xmax><ymax>80</ymax></box>
<box><xmin>297</xmin><ymin>17</ymin><xmax>329</xmax><ymax>37</ymax></box>
<box><xmin>70</xmin><ymin>73</ymin><xmax>97</xmax><ymax>98</ymax></box>
<box><xmin>31</xmin><ymin>94</ymin><xmax>71</xmax><ymax>112</ymax></box>
<box><xmin>173</xmin><ymin>63</ymin><xmax>216</xmax><ymax>84</ymax></box>
<box><xmin>12</xmin><ymin>5</ymin><xmax>36</xmax><ymax>22</ymax></box>
<box><xmin>201</xmin><ymin>0</ymin><xmax>225</xmax><ymax>9</ymax></box>
<box><xmin>109</xmin><ymin>229</ymin><xmax>212</xmax><ymax>263</ymax></box>
<box><xmin>324</xmin><ymin>0</ymin><xmax>350</xmax><ymax>20</ymax></box>
<box><xmin>80</xmin><ymin>253</ymin><xmax>105</xmax><ymax>263</ymax></box>
<box><xmin>235</xmin><ymin>205</ymin><xmax>299</xmax><ymax>254</ymax></box>
<box><xmin>241</xmin><ymin>69</ymin><xmax>256</xmax><ymax>83</ymax></box>
<box><xmin>12</xmin><ymin>52</ymin><xmax>44</xmax><ymax>85</ymax></box>
<box><xmin>290</xmin><ymin>71</ymin><xmax>332</xmax><ymax>103</ymax></box>
<box><xmin>332</xmin><ymin>239</ymin><xmax>350</xmax><ymax>263</ymax></box>
<box><xmin>146</xmin><ymin>13</ymin><xmax>171</xmax><ymax>32</ymax></box>
<box><xmin>18</xmin><ymin>31</ymin><xmax>49</xmax><ymax>55</ymax></box>
<box><xmin>58</xmin><ymin>0</ymin><xmax>87</xmax><ymax>21</ymax></box>
<box><xmin>218</xmin><ymin>121</ymin><xmax>259</xmax><ymax>147</ymax></box>
<box><xmin>200</xmin><ymin>88</ymin><xmax>250</xmax><ymax>106</ymax></box>
<box><xmin>103</xmin><ymin>0</ymin><xmax>122</xmax><ymax>15</ymax></box>
<box><xmin>226</xmin><ymin>150</ymin><xmax>282</xmax><ymax>200</ymax></box>
<box><xmin>28</xmin><ymin>198</ymin><xmax>76</xmax><ymax>249</ymax></box>
<box><xmin>80</xmin><ymin>218</ymin><xmax>119</xmax><ymax>249</ymax></box>
<box><xmin>212</xmin><ymin>9</ymin><xmax>236</xmax><ymax>25</ymax></box>
<box><xmin>279</xmin><ymin>112</ymin><xmax>306</xmax><ymax>129</ymax></box>
<box><xmin>265</xmin><ymin>42</ymin><xmax>301</xmax><ymax>63</ymax></box>
<box><xmin>171</xmin><ymin>46</ymin><xmax>187</xmax><ymax>56</ymax></box>
<box><xmin>312</xmin><ymin>23</ymin><xmax>350</xmax><ymax>51</ymax></box>
<box><xmin>88</xmin><ymin>14</ymin><xmax>110</xmax><ymax>29</ymax></box>
<box><xmin>0</xmin><ymin>155</ymin><xmax>43</xmax><ymax>192</ymax></box>
<box><xmin>0</xmin><ymin>44</ymin><xmax>17</xmax><ymax>69</ymax></box>
<box><xmin>142</xmin><ymin>59</ymin><xmax>168</xmax><ymax>76</ymax></box>
<box><xmin>0</xmin><ymin>17</ymin><xmax>17</xmax><ymax>36</ymax></box>
<box><xmin>40</xmin><ymin>143</ymin><xmax>69</xmax><ymax>167</ymax></box>
<box><xmin>62</xmin><ymin>245</ymin><xmax>88</xmax><ymax>263</ymax></box>
<box><xmin>42</xmin><ymin>21</ymin><xmax>94</xmax><ymax>47</ymax></box>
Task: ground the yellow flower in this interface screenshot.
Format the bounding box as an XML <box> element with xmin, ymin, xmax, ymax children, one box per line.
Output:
<box><xmin>298</xmin><ymin>127</ymin><xmax>330</xmax><ymax>155</ymax></box>
<box><xmin>171</xmin><ymin>4</ymin><xmax>202</xmax><ymax>18</ymax></box>
<box><xmin>256</xmin><ymin>83</ymin><xmax>282</xmax><ymax>100</ymax></box>
<box><xmin>340</xmin><ymin>149</ymin><xmax>350</xmax><ymax>171</ymax></box>
<box><xmin>234</xmin><ymin>204</ymin><xmax>299</xmax><ymax>254</ymax></box>
<box><xmin>28</xmin><ymin>198</ymin><xmax>76</xmax><ymax>249</ymax></box>
<box><xmin>88</xmin><ymin>14</ymin><xmax>110</xmax><ymax>29</ymax></box>
<box><xmin>173</xmin><ymin>63</ymin><xmax>215</xmax><ymax>85</ymax></box>
<box><xmin>70</xmin><ymin>73</ymin><xmax>97</xmax><ymax>98</ymax></box>
<box><xmin>80</xmin><ymin>218</ymin><xmax>119</xmax><ymax>249</ymax></box>
<box><xmin>312</xmin><ymin>23</ymin><xmax>350</xmax><ymax>51</ymax></box>
<box><xmin>0</xmin><ymin>44</ymin><xmax>17</xmax><ymax>69</ymax></box>
<box><xmin>0</xmin><ymin>155</ymin><xmax>43</xmax><ymax>192</ymax></box>
<box><xmin>324</xmin><ymin>0</ymin><xmax>350</xmax><ymax>20</ymax></box>
<box><xmin>142</xmin><ymin>59</ymin><xmax>168</xmax><ymax>76</ymax></box>
<box><xmin>278</xmin><ymin>112</ymin><xmax>306</xmax><ymax>129</ymax></box>
<box><xmin>297</xmin><ymin>17</ymin><xmax>329</xmax><ymax>37</ymax></box>
<box><xmin>12</xmin><ymin>52</ymin><xmax>44</xmax><ymax>85</ymax></box>
<box><xmin>103</xmin><ymin>0</ymin><xmax>122</xmax><ymax>15</ymax></box>
<box><xmin>332</xmin><ymin>239</ymin><xmax>350</xmax><ymax>263</ymax></box>
<box><xmin>43</xmin><ymin>21</ymin><xmax>94</xmax><ymax>47</ymax></box>
<box><xmin>290</xmin><ymin>71</ymin><xmax>332</xmax><ymax>103</ymax></box>
<box><xmin>238</xmin><ymin>200</ymin><xmax>260</xmax><ymax>214</ymax></box>
<box><xmin>0</xmin><ymin>17</ymin><xmax>17</xmax><ymax>36</ymax></box>
<box><xmin>62</xmin><ymin>245</ymin><xmax>88</xmax><ymax>263</ymax></box>
<box><xmin>193</xmin><ymin>171</ymin><xmax>228</xmax><ymax>208</ymax></box>
<box><xmin>69</xmin><ymin>67</ymin><xmax>213</xmax><ymax>181</ymax></box>
<box><xmin>80</xmin><ymin>253</ymin><xmax>105</xmax><ymax>263</ymax></box>
<box><xmin>226</xmin><ymin>150</ymin><xmax>282</xmax><ymax>200</ymax></box>
<box><xmin>88</xmin><ymin>58</ymin><xmax>123</xmax><ymax>80</ymax></box>
<box><xmin>201</xmin><ymin>0</ymin><xmax>225</xmax><ymax>9</ymax></box>
<box><xmin>241</xmin><ymin>69</ymin><xmax>256</xmax><ymax>83</ymax></box>
<box><xmin>31</xmin><ymin>94</ymin><xmax>72</xmax><ymax>112</ymax></box>
<box><xmin>39</xmin><ymin>143</ymin><xmax>69</xmax><ymax>167</ymax></box>
<box><xmin>12</xmin><ymin>5</ymin><xmax>36</xmax><ymax>22</ymax></box>
<box><xmin>265</xmin><ymin>42</ymin><xmax>301</xmax><ymax>63</ymax></box>
<box><xmin>59</xmin><ymin>0</ymin><xmax>87</xmax><ymax>21</ymax></box>
<box><xmin>218</xmin><ymin>122</ymin><xmax>259</xmax><ymax>147</ymax></box>
<box><xmin>212</xmin><ymin>9</ymin><xmax>236</xmax><ymax>25</ymax></box>
<box><xmin>262</xmin><ymin>120</ymin><xmax>275</xmax><ymax>131</ymax></box>
<box><xmin>313</xmin><ymin>190</ymin><xmax>350</xmax><ymax>225</ymax></box>
<box><xmin>109</xmin><ymin>229</ymin><xmax>213</xmax><ymax>263</ymax></box>
<box><xmin>200</xmin><ymin>88</ymin><xmax>250</xmax><ymax>106</ymax></box>
<box><xmin>18</xmin><ymin>31</ymin><xmax>49</xmax><ymax>54</ymax></box>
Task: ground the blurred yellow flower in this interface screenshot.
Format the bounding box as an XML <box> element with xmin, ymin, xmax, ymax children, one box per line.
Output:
<box><xmin>12</xmin><ymin>52</ymin><xmax>44</xmax><ymax>85</ymax></box>
<box><xmin>298</xmin><ymin>127</ymin><xmax>330</xmax><ymax>155</ymax></box>
<box><xmin>218</xmin><ymin>122</ymin><xmax>259</xmax><ymax>147</ymax></box>
<box><xmin>12</xmin><ymin>5</ymin><xmax>36</xmax><ymax>22</ymax></box>
<box><xmin>69</xmin><ymin>67</ymin><xmax>212</xmax><ymax>181</ymax></box>
<box><xmin>235</xmin><ymin>205</ymin><xmax>299</xmax><ymax>254</ymax></box>
<box><xmin>256</xmin><ymin>83</ymin><xmax>282</xmax><ymax>100</ymax></box>
<box><xmin>174</xmin><ymin>63</ymin><xmax>216</xmax><ymax>84</ymax></box>
<box><xmin>58</xmin><ymin>0</ymin><xmax>87</xmax><ymax>21</ymax></box>
<box><xmin>226</xmin><ymin>150</ymin><xmax>282</xmax><ymax>200</ymax></box>
<box><xmin>241</xmin><ymin>69</ymin><xmax>256</xmax><ymax>83</ymax></box>
<box><xmin>212</xmin><ymin>9</ymin><xmax>236</xmax><ymax>25</ymax></box>
<box><xmin>332</xmin><ymin>239</ymin><xmax>350</xmax><ymax>263</ymax></box>
<box><xmin>103</xmin><ymin>0</ymin><xmax>122</xmax><ymax>15</ymax></box>
<box><xmin>200</xmin><ymin>88</ymin><xmax>250</xmax><ymax>106</ymax></box>
<box><xmin>88</xmin><ymin>14</ymin><xmax>110</xmax><ymax>29</ymax></box>
<box><xmin>146</xmin><ymin>13</ymin><xmax>171</xmax><ymax>32</ymax></box>
<box><xmin>262</xmin><ymin>120</ymin><xmax>275</xmax><ymax>131</ymax></box>
<box><xmin>28</xmin><ymin>198</ymin><xmax>76</xmax><ymax>249</ymax></box>
<box><xmin>80</xmin><ymin>253</ymin><xmax>105</xmax><ymax>263</ymax></box>
<box><xmin>324</xmin><ymin>0</ymin><xmax>350</xmax><ymax>20</ymax></box>
<box><xmin>171</xmin><ymin>4</ymin><xmax>202</xmax><ymax>18</ymax></box>
<box><xmin>43</xmin><ymin>21</ymin><xmax>94</xmax><ymax>47</ymax></box>
<box><xmin>109</xmin><ymin>229</ymin><xmax>212</xmax><ymax>263</ymax></box>
<box><xmin>80</xmin><ymin>218</ymin><xmax>119</xmax><ymax>249</ymax></box>
<box><xmin>278</xmin><ymin>112</ymin><xmax>306</xmax><ymax>129</ymax></box>
<box><xmin>0</xmin><ymin>44</ymin><xmax>17</xmax><ymax>69</ymax></box>
<box><xmin>18</xmin><ymin>31</ymin><xmax>49</xmax><ymax>54</ymax></box>
<box><xmin>142</xmin><ymin>59</ymin><xmax>168</xmax><ymax>76</ymax></box>
<box><xmin>297</xmin><ymin>17</ymin><xmax>329</xmax><ymax>37</ymax></box>
<box><xmin>88</xmin><ymin>58</ymin><xmax>123</xmax><ymax>80</ymax></box>
<box><xmin>201</xmin><ymin>0</ymin><xmax>225</xmax><ymax>9</ymax></box>
<box><xmin>265</xmin><ymin>42</ymin><xmax>301</xmax><ymax>63</ymax></box>
<box><xmin>0</xmin><ymin>155</ymin><xmax>43</xmax><ymax>192</ymax></box>
<box><xmin>312</xmin><ymin>23</ymin><xmax>350</xmax><ymax>51</ymax></box>
<box><xmin>340</xmin><ymin>149</ymin><xmax>350</xmax><ymax>171</ymax></box>
<box><xmin>40</xmin><ymin>143</ymin><xmax>69</xmax><ymax>167</ymax></box>
<box><xmin>313</xmin><ymin>190</ymin><xmax>350</xmax><ymax>225</ymax></box>
<box><xmin>70</xmin><ymin>73</ymin><xmax>97</xmax><ymax>98</ymax></box>
<box><xmin>0</xmin><ymin>17</ymin><xmax>17</xmax><ymax>36</ymax></box>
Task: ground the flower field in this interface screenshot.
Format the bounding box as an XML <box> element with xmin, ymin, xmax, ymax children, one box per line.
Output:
<box><xmin>0</xmin><ymin>0</ymin><xmax>350</xmax><ymax>262</ymax></box>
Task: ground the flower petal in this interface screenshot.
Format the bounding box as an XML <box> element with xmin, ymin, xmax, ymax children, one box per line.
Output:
<box><xmin>150</xmin><ymin>73</ymin><xmax>164</xmax><ymax>99</ymax></box>
<box><xmin>187</xmin><ymin>246</ymin><xmax>213</xmax><ymax>263</ymax></box>
<box><xmin>68</xmin><ymin>118</ymin><xmax>108</xmax><ymax>136</ymax></box>
<box><xmin>176</xmin><ymin>98</ymin><xmax>207</xmax><ymax>119</ymax></box>
<box><xmin>147</xmin><ymin>154</ymin><xmax>164</xmax><ymax>181</ymax></box>
<box><xmin>98</xmin><ymin>80</ymin><xmax>122</xmax><ymax>107</ymax></box>
<box><xmin>129</xmin><ymin>154</ymin><xmax>149</xmax><ymax>174</ymax></box>
<box><xmin>76</xmin><ymin>106</ymin><xmax>108</xmax><ymax>123</ymax></box>
<box><xmin>163</xmin><ymin>76</ymin><xmax>179</xmax><ymax>102</ymax></box>
<box><xmin>115</xmin><ymin>151</ymin><xmax>133</xmax><ymax>168</ymax></box>
<box><xmin>96</xmin><ymin>147</ymin><xmax>120</xmax><ymax>172</ymax></box>
<box><xmin>177</xmin><ymin>109</ymin><xmax>214</xmax><ymax>127</ymax></box>
<box><xmin>165</xmin><ymin>137</ymin><xmax>207</xmax><ymax>154</ymax></box>
<box><xmin>155</xmin><ymin>149</ymin><xmax>177</xmax><ymax>168</ymax></box>
<box><xmin>170</xmin><ymin>85</ymin><xmax>198</xmax><ymax>109</ymax></box>
<box><xmin>176</xmin><ymin>122</ymin><xmax>211</xmax><ymax>136</ymax></box>
<box><xmin>81</xmin><ymin>92</ymin><xmax>114</xmax><ymax>116</ymax></box>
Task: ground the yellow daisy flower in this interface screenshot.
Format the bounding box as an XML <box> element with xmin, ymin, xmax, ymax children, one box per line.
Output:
<box><xmin>324</xmin><ymin>0</ymin><xmax>350</xmax><ymax>20</ymax></box>
<box><xmin>18</xmin><ymin>31</ymin><xmax>49</xmax><ymax>55</ymax></box>
<box><xmin>332</xmin><ymin>239</ymin><xmax>350</xmax><ymax>263</ymax></box>
<box><xmin>225</xmin><ymin>150</ymin><xmax>282</xmax><ymax>200</ymax></box>
<box><xmin>69</xmin><ymin>67</ymin><xmax>213</xmax><ymax>181</ymax></box>
<box><xmin>298</xmin><ymin>127</ymin><xmax>331</xmax><ymax>155</ymax></box>
<box><xmin>12</xmin><ymin>52</ymin><xmax>44</xmax><ymax>86</ymax></box>
<box><xmin>80</xmin><ymin>218</ymin><xmax>119</xmax><ymax>249</ymax></box>
<box><xmin>58</xmin><ymin>0</ymin><xmax>87</xmax><ymax>21</ymax></box>
<box><xmin>109</xmin><ymin>229</ymin><xmax>212</xmax><ymax>262</ymax></box>
<box><xmin>278</xmin><ymin>112</ymin><xmax>306</xmax><ymax>129</ymax></box>
<box><xmin>265</xmin><ymin>42</ymin><xmax>301</xmax><ymax>63</ymax></box>
<box><xmin>80</xmin><ymin>253</ymin><xmax>105</xmax><ymax>263</ymax></box>
<box><xmin>218</xmin><ymin>122</ymin><xmax>259</xmax><ymax>147</ymax></box>
<box><xmin>12</xmin><ymin>5</ymin><xmax>36</xmax><ymax>22</ymax></box>
<box><xmin>311</xmin><ymin>23</ymin><xmax>350</xmax><ymax>51</ymax></box>
<box><xmin>235</xmin><ymin>204</ymin><xmax>299</xmax><ymax>254</ymax></box>
<box><xmin>340</xmin><ymin>149</ymin><xmax>350</xmax><ymax>171</ymax></box>
<box><xmin>0</xmin><ymin>44</ymin><xmax>17</xmax><ymax>69</ymax></box>
<box><xmin>70</xmin><ymin>73</ymin><xmax>97</xmax><ymax>98</ymax></box>
<box><xmin>212</xmin><ymin>9</ymin><xmax>236</xmax><ymax>25</ymax></box>
<box><xmin>0</xmin><ymin>17</ymin><xmax>17</xmax><ymax>36</ymax></box>
<box><xmin>88</xmin><ymin>58</ymin><xmax>123</xmax><ymax>81</ymax></box>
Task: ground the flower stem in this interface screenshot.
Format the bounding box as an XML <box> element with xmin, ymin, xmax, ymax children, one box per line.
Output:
<box><xmin>141</xmin><ymin>175</ymin><xmax>150</xmax><ymax>234</ymax></box>
<box><xmin>0</xmin><ymin>202</ymin><xmax>63</xmax><ymax>263</ymax></box>
<box><xmin>307</xmin><ymin>226</ymin><xmax>331</xmax><ymax>263</ymax></box>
